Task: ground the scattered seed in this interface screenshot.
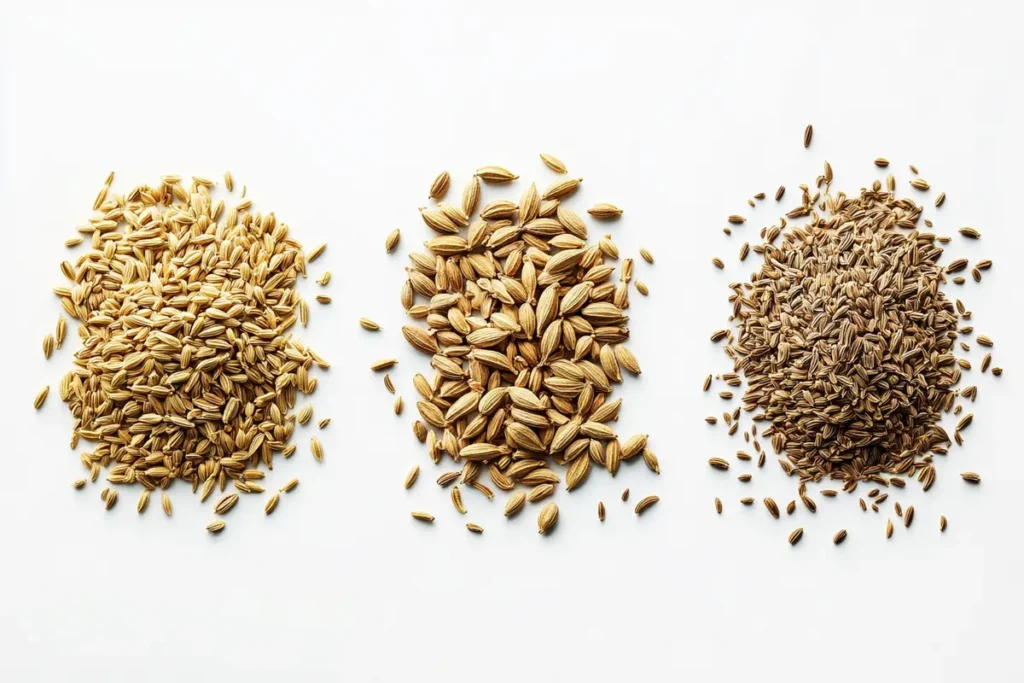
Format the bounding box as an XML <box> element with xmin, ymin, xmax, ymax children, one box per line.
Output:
<box><xmin>961</xmin><ymin>472</ymin><xmax>981</xmax><ymax>484</ymax></box>
<box><xmin>788</xmin><ymin>527</ymin><xmax>804</xmax><ymax>545</ymax></box>
<box><xmin>537</xmin><ymin>503</ymin><xmax>559</xmax><ymax>534</ymax></box>
<box><xmin>634</xmin><ymin>495</ymin><xmax>659</xmax><ymax>515</ymax></box>
<box><xmin>540</xmin><ymin>153</ymin><xmax>567</xmax><ymax>173</ymax></box>
<box><xmin>803</xmin><ymin>125</ymin><xmax>813</xmax><ymax>148</ymax></box>
<box><xmin>411</xmin><ymin>511</ymin><xmax>435</xmax><ymax>523</ymax></box>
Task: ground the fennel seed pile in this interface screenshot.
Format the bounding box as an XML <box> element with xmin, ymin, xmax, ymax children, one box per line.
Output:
<box><xmin>392</xmin><ymin>157</ymin><xmax>659</xmax><ymax>531</ymax></box>
<box><xmin>708</xmin><ymin>129</ymin><xmax>1002</xmax><ymax>542</ymax></box>
<box><xmin>47</xmin><ymin>173</ymin><xmax>326</xmax><ymax>530</ymax></box>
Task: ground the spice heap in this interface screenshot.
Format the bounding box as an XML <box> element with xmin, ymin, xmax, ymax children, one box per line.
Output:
<box><xmin>707</xmin><ymin>127</ymin><xmax>1002</xmax><ymax>543</ymax></box>
<box><xmin>39</xmin><ymin>173</ymin><xmax>326</xmax><ymax>531</ymax></box>
<box><xmin>386</xmin><ymin>155</ymin><xmax>659</xmax><ymax>533</ymax></box>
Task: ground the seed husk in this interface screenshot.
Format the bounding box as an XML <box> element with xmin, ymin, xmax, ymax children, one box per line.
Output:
<box><xmin>788</xmin><ymin>527</ymin><xmax>804</xmax><ymax>545</ymax></box>
<box><xmin>537</xmin><ymin>503</ymin><xmax>559</xmax><ymax>534</ymax></box>
<box><xmin>634</xmin><ymin>495</ymin><xmax>659</xmax><ymax>515</ymax></box>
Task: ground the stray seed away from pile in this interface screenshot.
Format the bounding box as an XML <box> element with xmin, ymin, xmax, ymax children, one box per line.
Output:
<box><xmin>49</xmin><ymin>175</ymin><xmax>327</xmax><ymax>531</ymax></box>
<box><xmin>397</xmin><ymin>161</ymin><xmax>655</xmax><ymax>534</ymax></box>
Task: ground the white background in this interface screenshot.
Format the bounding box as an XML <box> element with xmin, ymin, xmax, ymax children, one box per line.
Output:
<box><xmin>2</xmin><ymin>1</ymin><xmax>1023</xmax><ymax>681</ymax></box>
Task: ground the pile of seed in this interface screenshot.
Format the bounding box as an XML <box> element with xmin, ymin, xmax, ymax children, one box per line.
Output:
<box><xmin>42</xmin><ymin>173</ymin><xmax>326</xmax><ymax>530</ymax></box>
<box><xmin>388</xmin><ymin>156</ymin><xmax>659</xmax><ymax>533</ymax></box>
<box><xmin>708</xmin><ymin>128</ymin><xmax>1002</xmax><ymax>541</ymax></box>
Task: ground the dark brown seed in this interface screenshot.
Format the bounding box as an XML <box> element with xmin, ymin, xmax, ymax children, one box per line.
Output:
<box><xmin>904</xmin><ymin>505</ymin><xmax>915</xmax><ymax>528</ymax></box>
<box><xmin>895</xmin><ymin>502</ymin><xmax>903</xmax><ymax>517</ymax></box>
<box><xmin>775</xmin><ymin>185</ymin><xmax>785</xmax><ymax>201</ymax></box>
<box><xmin>786</xmin><ymin>500</ymin><xmax>796</xmax><ymax>515</ymax></box>
<box><xmin>740</xmin><ymin>497</ymin><xmax>754</xmax><ymax>505</ymax></box>
<box><xmin>803</xmin><ymin>125</ymin><xmax>813</xmax><ymax>148</ymax></box>
<box><xmin>763</xmin><ymin>497</ymin><xmax>779</xmax><ymax>519</ymax></box>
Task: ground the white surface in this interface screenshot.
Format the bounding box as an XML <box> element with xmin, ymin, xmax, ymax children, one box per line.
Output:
<box><xmin>2</xmin><ymin>1</ymin><xmax>1023</xmax><ymax>681</ymax></box>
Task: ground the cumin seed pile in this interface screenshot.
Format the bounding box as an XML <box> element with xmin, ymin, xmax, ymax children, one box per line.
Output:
<box><xmin>725</xmin><ymin>186</ymin><xmax>960</xmax><ymax>483</ymax></box>
<box><xmin>709</xmin><ymin>131</ymin><xmax>1002</xmax><ymax>540</ymax></box>
<box><xmin>392</xmin><ymin>157</ymin><xmax>658</xmax><ymax>531</ymax></box>
<box><xmin>47</xmin><ymin>174</ymin><xmax>326</xmax><ymax>528</ymax></box>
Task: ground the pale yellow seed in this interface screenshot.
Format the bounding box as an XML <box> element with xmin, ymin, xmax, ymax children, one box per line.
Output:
<box><xmin>587</xmin><ymin>203</ymin><xmax>623</xmax><ymax>219</ymax></box>
<box><xmin>55</xmin><ymin>318</ymin><xmax>67</xmax><ymax>348</ymax></box>
<box><xmin>33</xmin><ymin>386</ymin><xmax>49</xmax><ymax>409</ymax></box>
<box><xmin>411</xmin><ymin>511</ymin><xmax>435</xmax><ymax>522</ymax></box>
<box><xmin>281</xmin><ymin>478</ymin><xmax>300</xmax><ymax>493</ymax></box>
<box><xmin>639</xmin><ymin>247</ymin><xmax>654</xmax><ymax>264</ymax></box>
<box><xmin>224</xmin><ymin>171</ymin><xmax>234</xmax><ymax>192</ymax></box>
<box><xmin>42</xmin><ymin>334</ymin><xmax>54</xmax><ymax>359</ymax></box>
<box><xmin>265</xmin><ymin>493</ymin><xmax>280</xmax><ymax>515</ymax></box>
<box><xmin>539</xmin><ymin>153</ymin><xmax>567</xmax><ymax>173</ymax></box>
<box><xmin>137</xmin><ymin>490</ymin><xmax>150</xmax><ymax>513</ymax></box>
<box><xmin>429</xmin><ymin>171</ymin><xmax>450</xmax><ymax>200</ymax></box>
<box><xmin>73</xmin><ymin>479</ymin><xmax>86</xmax><ymax>489</ymax></box>
<box><xmin>207</xmin><ymin>520</ymin><xmax>226</xmax><ymax>534</ymax></box>
<box><xmin>297</xmin><ymin>405</ymin><xmax>313</xmax><ymax>425</ymax></box>
<box><xmin>537</xmin><ymin>502</ymin><xmax>559</xmax><ymax>534</ymax></box>
<box><xmin>635</xmin><ymin>281</ymin><xmax>649</xmax><ymax>296</ymax></box>
<box><xmin>394</xmin><ymin>396</ymin><xmax>403</xmax><ymax>415</ymax></box>
<box><xmin>359</xmin><ymin>317</ymin><xmax>381</xmax><ymax>331</ymax></box>
<box><xmin>311</xmin><ymin>437</ymin><xmax>323</xmax><ymax>462</ymax></box>
<box><xmin>307</xmin><ymin>243</ymin><xmax>327</xmax><ymax>262</ymax></box>
<box><xmin>466</xmin><ymin>523</ymin><xmax>484</xmax><ymax>533</ymax></box>
<box><xmin>404</xmin><ymin>465</ymin><xmax>420</xmax><ymax>489</ymax></box>
<box><xmin>65</xmin><ymin>237</ymin><xmax>84</xmax><ymax>248</ymax></box>
<box><xmin>161</xmin><ymin>492</ymin><xmax>172</xmax><ymax>516</ymax></box>
<box><xmin>371</xmin><ymin>358</ymin><xmax>398</xmax><ymax>371</ymax></box>
<box><xmin>386</xmin><ymin>229</ymin><xmax>401</xmax><ymax>254</ymax></box>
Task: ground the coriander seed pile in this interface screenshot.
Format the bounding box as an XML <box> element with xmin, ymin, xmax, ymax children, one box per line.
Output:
<box><xmin>386</xmin><ymin>157</ymin><xmax>659</xmax><ymax>532</ymax></box>
<box><xmin>43</xmin><ymin>173</ymin><xmax>326</xmax><ymax>532</ymax></box>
